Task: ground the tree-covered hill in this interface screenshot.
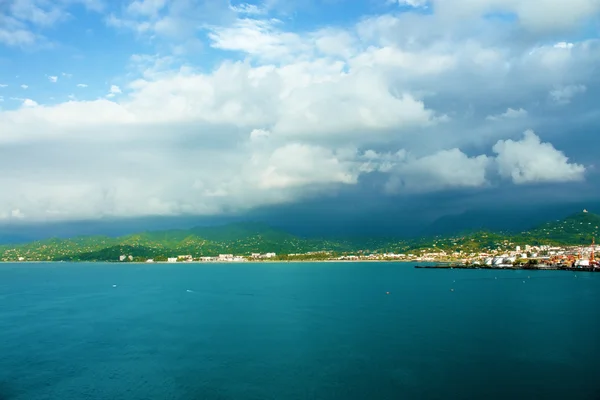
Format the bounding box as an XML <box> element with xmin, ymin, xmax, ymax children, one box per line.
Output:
<box><xmin>1</xmin><ymin>211</ymin><xmax>598</xmax><ymax>262</ymax></box>
<box><xmin>513</xmin><ymin>211</ymin><xmax>600</xmax><ymax>245</ymax></box>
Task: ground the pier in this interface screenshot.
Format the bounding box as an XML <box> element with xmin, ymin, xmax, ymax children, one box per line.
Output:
<box><xmin>415</xmin><ymin>265</ymin><xmax>599</xmax><ymax>272</ymax></box>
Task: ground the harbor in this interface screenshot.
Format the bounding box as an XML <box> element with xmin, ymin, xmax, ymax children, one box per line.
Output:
<box><xmin>415</xmin><ymin>265</ymin><xmax>599</xmax><ymax>272</ymax></box>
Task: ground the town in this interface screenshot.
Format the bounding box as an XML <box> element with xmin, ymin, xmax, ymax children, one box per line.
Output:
<box><xmin>114</xmin><ymin>240</ymin><xmax>599</xmax><ymax>271</ymax></box>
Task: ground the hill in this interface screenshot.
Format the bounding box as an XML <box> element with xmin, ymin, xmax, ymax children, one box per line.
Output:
<box><xmin>1</xmin><ymin>211</ymin><xmax>599</xmax><ymax>262</ymax></box>
<box><xmin>515</xmin><ymin>211</ymin><xmax>600</xmax><ymax>245</ymax></box>
<box><xmin>0</xmin><ymin>222</ymin><xmax>360</xmax><ymax>262</ymax></box>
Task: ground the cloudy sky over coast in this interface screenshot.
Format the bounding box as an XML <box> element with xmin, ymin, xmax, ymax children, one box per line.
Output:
<box><xmin>0</xmin><ymin>0</ymin><xmax>599</xmax><ymax>234</ymax></box>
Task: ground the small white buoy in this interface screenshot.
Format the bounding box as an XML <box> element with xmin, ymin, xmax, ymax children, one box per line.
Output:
<box><xmin>112</xmin><ymin>284</ymin><xmax>117</xmax><ymax>288</ymax></box>
<box><xmin>495</xmin><ymin>277</ymin><xmax>497</xmax><ymax>280</ymax></box>
<box><xmin>450</xmin><ymin>288</ymin><xmax>454</xmax><ymax>292</ymax></box>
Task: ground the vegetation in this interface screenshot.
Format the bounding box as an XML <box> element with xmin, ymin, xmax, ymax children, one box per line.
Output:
<box><xmin>1</xmin><ymin>211</ymin><xmax>598</xmax><ymax>262</ymax></box>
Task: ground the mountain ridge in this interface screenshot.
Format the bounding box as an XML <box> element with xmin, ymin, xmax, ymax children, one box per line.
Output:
<box><xmin>1</xmin><ymin>211</ymin><xmax>598</xmax><ymax>262</ymax></box>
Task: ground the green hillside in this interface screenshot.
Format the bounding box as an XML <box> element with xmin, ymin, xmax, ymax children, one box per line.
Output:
<box><xmin>0</xmin><ymin>222</ymin><xmax>358</xmax><ymax>262</ymax></box>
<box><xmin>1</xmin><ymin>211</ymin><xmax>598</xmax><ymax>262</ymax></box>
<box><xmin>516</xmin><ymin>211</ymin><xmax>600</xmax><ymax>245</ymax></box>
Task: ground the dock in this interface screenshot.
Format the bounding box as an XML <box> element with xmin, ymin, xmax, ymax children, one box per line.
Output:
<box><xmin>414</xmin><ymin>265</ymin><xmax>599</xmax><ymax>272</ymax></box>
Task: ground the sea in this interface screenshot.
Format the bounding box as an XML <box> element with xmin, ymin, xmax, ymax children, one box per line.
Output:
<box><xmin>0</xmin><ymin>262</ymin><xmax>599</xmax><ymax>400</ymax></box>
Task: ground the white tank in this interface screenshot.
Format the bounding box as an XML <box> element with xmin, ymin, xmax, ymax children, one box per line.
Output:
<box><xmin>575</xmin><ymin>259</ymin><xmax>590</xmax><ymax>267</ymax></box>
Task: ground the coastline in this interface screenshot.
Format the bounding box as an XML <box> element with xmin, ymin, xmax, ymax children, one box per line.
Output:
<box><xmin>0</xmin><ymin>259</ymin><xmax>426</xmax><ymax>264</ymax></box>
<box><xmin>414</xmin><ymin>264</ymin><xmax>599</xmax><ymax>272</ymax></box>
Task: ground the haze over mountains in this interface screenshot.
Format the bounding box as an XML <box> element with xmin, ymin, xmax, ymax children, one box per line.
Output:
<box><xmin>0</xmin><ymin>202</ymin><xmax>597</xmax><ymax>245</ymax></box>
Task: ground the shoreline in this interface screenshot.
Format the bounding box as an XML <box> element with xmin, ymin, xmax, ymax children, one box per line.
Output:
<box><xmin>0</xmin><ymin>259</ymin><xmax>429</xmax><ymax>264</ymax></box>
<box><xmin>414</xmin><ymin>265</ymin><xmax>599</xmax><ymax>272</ymax></box>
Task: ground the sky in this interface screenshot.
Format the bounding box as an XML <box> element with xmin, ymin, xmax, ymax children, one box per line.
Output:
<box><xmin>0</xmin><ymin>0</ymin><xmax>599</xmax><ymax>238</ymax></box>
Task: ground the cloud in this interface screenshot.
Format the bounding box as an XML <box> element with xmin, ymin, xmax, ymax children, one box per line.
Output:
<box><xmin>433</xmin><ymin>0</ymin><xmax>600</xmax><ymax>32</ymax></box>
<box><xmin>549</xmin><ymin>84</ymin><xmax>587</xmax><ymax>105</ymax></box>
<box><xmin>106</xmin><ymin>85</ymin><xmax>122</xmax><ymax>98</ymax></box>
<box><xmin>0</xmin><ymin>0</ymin><xmax>103</xmax><ymax>47</ymax></box>
<box><xmin>126</xmin><ymin>0</ymin><xmax>167</xmax><ymax>17</ymax></box>
<box><xmin>229</xmin><ymin>2</ymin><xmax>267</xmax><ymax>15</ymax></box>
<box><xmin>381</xmin><ymin>148</ymin><xmax>491</xmax><ymax>193</ymax></box>
<box><xmin>486</xmin><ymin>108</ymin><xmax>528</xmax><ymax>121</ymax></box>
<box><xmin>22</xmin><ymin>99</ymin><xmax>38</xmax><ymax>107</ymax></box>
<box><xmin>0</xmin><ymin>84</ymin><xmax>7</xmax><ymax>88</ymax></box>
<box><xmin>392</xmin><ymin>0</ymin><xmax>429</xmax><ymax>7</ymax></box>
<box><xmin>76</xmin><ymin>83</ymin><xmax>88</xmax><ymax>88</ymax></box>
<box><xmin>48</xmin><ymin>76</ymin><xmax>58</xmax><ymax>83</ymax></box>
<box><xmin>0</xmin><ymin>2</ymin><xmax>597</xmax><ymax>222</ymax></box>
<box><xmin>62</xmin><ymin>72</ymin><xmax>73</xmax><ymax>78</ymax></box>
<box><xmin>493</xmin><ymin>130</ymin><xmax>586</xmax><ymax>184</ymax></box>
<box><xmin>20</xmin><ymin>84</ymin><xmax>28</xmax><ymax>89</ymax></box>
<box><xmin>106</xmin><ymin>0</ymin><xmax>234</xmax><ymax>44</ymax></box>
<box><xmin>0</xmin><ymin>15</ymin><xmax>38</xmax><ymax>46</ymax></box>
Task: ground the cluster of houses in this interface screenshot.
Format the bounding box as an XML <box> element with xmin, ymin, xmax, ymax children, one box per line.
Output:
<box><xmin>121</xmin><ymin>240</ymin><xmax>598</xmax><ymax>267</ymax></box>
<box><xmin>125</xmin><ymin>252</ymin><xmax>278</xmax><ymax>263</ymax></box>
<box><xmin>336</xmin><ymin>242</ymin><xmax>599</xmax><ymax>268</ymax></box>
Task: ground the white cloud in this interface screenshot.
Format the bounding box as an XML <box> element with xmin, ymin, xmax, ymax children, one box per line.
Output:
<box><xmin>0</xmin><ymin>18</ymin><xmax>38</xmax><ymax>46</ymax></box>
<box><xmin>126</xmin><ymin>0</ymin><xmax>167</xmax><ymax>17</ymax></box>
<box><xmin>48</xmin><ymin>75</ymin><xmax>58</xmax><ymax>83</ymax></box>
<box><xmin>392</xmin><ymin>0</ymin><xmax>429</xmax><ymax>7</ymax></box>
<box><xmin>486</xmin><ymin>107</ymin><xmax>528</xmax><ymax>121</ymax></box>
<box><xmin>0</xmin><ymin>1</ymin><xmax>104</xmax><ymax>47</ymax></box>
<box><xmin>20</xmin><ymin>84</ymin><xmax>28</xmax><ymax>89</ymax></box>
<box><xmin>258</xmin><ymin>144</ymin><xmax>357</xmax><ymax>189</ymax></box>
<box><xmin>549</xmin><ymin>84</ymin><xmax>586</xmax><ymax>105</ymax></box>
<box><xmin>229</xmin><ymin>2</ymin><xmax>267</xmax><ymax>15</ymax></box>
<box><xmin>77</xmin><ymin>83</ymin><xmax>88</xmax><ymax>88</ymax></box>
<box><xmin>22</xmin><ymin>99</ymin><xmax>38</xmax><ymax>107</ymax></box>
<box><xmin>250</xmin><ymin>128</ymin><xmax>270</xmax><ymax>140</ymax></box>
<box><xmin>0</xmin><ymin>4</ymin><xmax>595</xmax><ymax>222</ymax></box>
<box><xmin>207</xmin><ymin>19</ymin><xmax>309</xmax><ymax>64</ymax></box>
<box><xmin>493</xmin><ymin>130</ymin><xmax>585</xmax><ymax>184</ymax></box>
<box><xmin>434</xmin><ymin>0</ymin><xmax>600</xmax><ymax>32</ymax></box>
<box><xmin>0</xmin><ymin>84</ymin><xmax>7</xmax><ymax>88</ymax></box>
<box><xmin>383</xmin><ymin>148</ymin><xmax>491</xmax><ymax>193</ymax></box>
<box><xmin>11</xmin><ymin>209</ymin><xmax>25</xmax><ymax>219</ymax></box>
<box><xmin>554</xmin><ymin>41</ymin><xmax>574</xmax><ymax>49</ymax></box>
<box><xmin>62</xmin><ymin>72</ymin><xmax>73</xmax><ymax>78</ymax></box>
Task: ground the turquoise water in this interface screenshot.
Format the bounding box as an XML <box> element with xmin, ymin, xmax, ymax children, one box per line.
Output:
<box><xmin>0</xmin><ymin>262</ymin><xmax>599</xmax><ymax>400</ymax></box>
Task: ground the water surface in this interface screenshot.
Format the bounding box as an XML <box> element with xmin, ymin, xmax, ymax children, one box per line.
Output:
<box><xmin>0</xmin><ymin>262</ymin><xmax>598</xmax><ymax>399</ymax></box>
